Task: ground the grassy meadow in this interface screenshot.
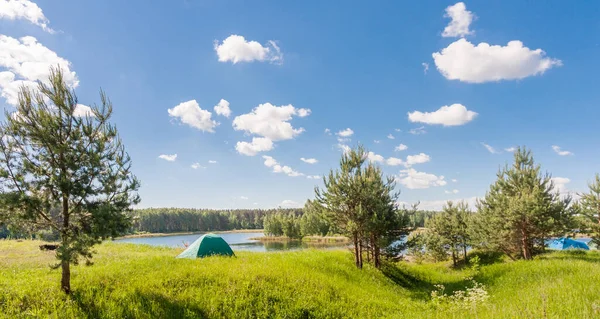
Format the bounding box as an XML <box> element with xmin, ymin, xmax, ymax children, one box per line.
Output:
<box><xmin>1</xmin><ymin>240</ymin><xmax>600</xmax><ymax>318</ymax></box>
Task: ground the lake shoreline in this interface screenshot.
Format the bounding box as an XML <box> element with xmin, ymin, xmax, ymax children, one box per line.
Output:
<box><xmin>249</xmin><ymin>235</ymin><xmax>350</xmax><ymax>243</ymax></box>
<box><xmin>116</xmin><ymin>229</ymin><xmax>264</xmax><ymax>239</ymax></box>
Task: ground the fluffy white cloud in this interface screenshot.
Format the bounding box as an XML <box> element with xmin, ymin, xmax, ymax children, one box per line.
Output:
<box><xmin>374</xmin><ymin>140</ymin><xmax>381</xmax><ymax>144</ymax></box>
<box><xmin>433</xmin><ymin>39</ymin><xmax>561</xmax><ymax>83</ymax></box>
<box><xmin>208</xmin><ymin>160</ymin><xmax>218</xmax><ymax>164</ymax></box>
<box><xmin>296</xmin><ymin>108</ymin><xmax>311</xmax><ymax>117</ymax></box>
<box><xmin>73</xmin><ymin>104</ymin><xmax>94</xmax><ymax>117</ymax></box>
<box><xmin>240</xmin><ymin>196</ymin><xmax>249</xmax><ymax>200</ymax></box>
<box><xmin>262</xmin><ymin>155</ymin><xmax>303</xmax><ymax>177</ymax></box>
<box><xmin>445</xmin><ymin>189</ymin><xmax>459</xmax><ymax>194</ymax></box>
<box><xmin>505</xmin><ymin>147</ymin><xmax>517</xmax><ymax>152</ymax></box>
<box><xmin>191</xmin><ymin>163</ymin><xmax>205</xmax><ymax>169</ymax></box>
<box><xmin>168</xmin><ymin>100</ymin><xmax>218</xmax><ymax>132</ymax></box>
<box><xmin>386</xmin><ymin>157</ymin><xmax>404</xmax><ymax>166</ymax></box>
<box><xmin>551</xmin><ymin>177</ymin><xmax>571</xmax><ymax>194</ymax></box>
<box><xmin>158</xmin><ymin>154</ymin><xmax>177</xmax><ymax>162</ymax></box>
<box><xmin>0</xmin><ymin>0</ymin><xmax>54</xmax><ymax>33</ymax></box>
<box><xmin>235</xmin><ymin>137</ymin><xmax>274</xmax><ymax>156</ymax></box>
<box><xmin>337</xmin><ymin>137</ymin><xmax>351</xmax><ymax>143</ymax></box>
<box><xmin>387</xmin><ymin>134</ymin><xmax>395</xmax><ymax>140</ymax></box>
<box><xmin>280</xmin><ymin>199</ymin><xmax>301</xmax><ymax>208</ymax></box>
<box><xmin>442</xmin><ymin>2</ymin><xmax>474</xmax><ymax>38</ymax></box>
<box><xmin>408</xmin><ymin>103</ymin><xmax>477</xmax><ymax>126</ymax></box>
<box><xmin>452</xmin><ymin>179</ymin><xmax>458</xmax><ymax>183</ymax></box>
<box><xmin>233</xmin><ymin>103</ymin><xmax>308</xmax><ymax>141</ymax></box>
<box><xmin>0</xmin><ymin>35</ymin><xmax>78</xmax><ymax>106</ymax></box>
<box><xmin>395</xmin><ymin>144</ymin><xmax>408</xmax><ymax>151</ymax></box>
<box><xmin>405</xmin><ymin>153</ymin><xmax>430</xmax><ymax>166</ymax></box>
<box><xmin>552</xmin><ymin>145</ymin><xmax>573</xmax><ymax>156</ymax></box>
<box><xmin>397</xmin><ymin>169</ymin><xmax>447</xmax><ymax>189</ymax></box>
<box><xmin>300</xmin><ymin>157</ymin><xmax>318</xmax><ymax>164</ymax></box>
<box><xmin>214</xmin><ymin>35</ymin><xmax>282</xmax><ymax>64</ymax></box>
<box><xmin>481</xmin><ymin>142</ymin><xmax>499</xmax><ymax>154</ymax></box>
<box><xmin>337</xmin><ymin>143</ymin><xmax>350</xmax><ymax>154</ymax></box>
<box><xmin>417</xmin><ymin>197</ymin><xmax>480</xmax><ymax>211</ymax></box>
<box><xmin>213</xmin><ymin>99</ymin><xmax>231</xmax><ymax>118</ymax></box>
<box><xmin>409</xmin><ymin>126</ymin><xmax>426</xmax><ymax>135</ymax></box>
<box><xmin>336</xmin><ymin>128</ymin><xmax>354</xmax><ymax>138</ymax></box>
<box><xmin>306</xmin><ymin>175</ymin><xmax>321</xmax><ymax>180</ymax></box>
<box><xmin>367</xmin><ymin>151</ymin><xmax>385</xmax><ymax>163</ymax></box>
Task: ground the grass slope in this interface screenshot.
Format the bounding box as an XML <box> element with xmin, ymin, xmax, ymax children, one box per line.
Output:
<box><xmin>1</xmin><ymin>241</ymin><xmax>600</xmax><ymax>318</ymax></box>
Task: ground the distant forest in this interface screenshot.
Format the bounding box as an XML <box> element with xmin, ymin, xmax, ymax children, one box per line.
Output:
<box><xmin>0</xmin><ymin>207</ymin><xmax>438</xmax><ymax>239</ymax></box>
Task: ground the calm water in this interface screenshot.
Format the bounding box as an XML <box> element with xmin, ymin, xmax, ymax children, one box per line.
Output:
<box><xmin>112</xmin><ymin>232</ymin><xmax>350</xmax><ymax>252</ymax></box>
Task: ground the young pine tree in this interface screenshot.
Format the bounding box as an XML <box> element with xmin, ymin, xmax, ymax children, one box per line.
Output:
<box><xmin>472</xmin><ymin>147</ymin><xmax>570</xmax><ymax>260</ymax></box>
<box><xmin>579</xmin><ymin>174</ymin><xmax>600</xmax><ymax>246</ymax></box>
<box><xmin>0</xmin><ymin>68</ymin><xmax>140</xmax><ymax>294</ymax></box>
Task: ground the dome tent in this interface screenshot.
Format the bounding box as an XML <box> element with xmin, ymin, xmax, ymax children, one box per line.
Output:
<box><xmin>176</xmin><ymin>234</ymin><xmax>235</xmax><ymax>259</ymax></box>
<box><xmin>547</xmin><ymin>238</ymin><xmax>590</xmax><ymax>251</ymax></box>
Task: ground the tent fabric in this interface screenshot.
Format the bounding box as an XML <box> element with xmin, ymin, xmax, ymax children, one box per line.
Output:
<box><xmin>176</xmin><ymin>234</ymin><xmax>235</xmax><ymax>259</ymax></box>
<box><xmin>547</xmin><ymin>238</ymin><xmax>590</xmax><ymax>251</ymax></box>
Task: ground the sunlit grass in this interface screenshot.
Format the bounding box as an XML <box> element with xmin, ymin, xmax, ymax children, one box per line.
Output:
<box><xmin>1</xmin><ymin>240</ymin><xmax>599</xmax><ymax>318</ymax></box>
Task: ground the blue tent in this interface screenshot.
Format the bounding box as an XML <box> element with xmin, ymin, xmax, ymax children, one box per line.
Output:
<box><xmin>547</xmin><ymin>238</ymin><xmax>590</xmax><ymax>250</ymax></box>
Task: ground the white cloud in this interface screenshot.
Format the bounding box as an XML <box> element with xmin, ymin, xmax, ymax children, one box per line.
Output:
<box><xmin>422</xmin><ymin>62</ymin><xmax>429</xmax><ymax>74</ymax></box>
<box><xmin>208</xmin><ymin>160</ymin><xmax>218</xmax><ymax>164</ymax></box>
<box><xmin>551</xmin><ymin>177</ymin><xmax>570</xmax><ymax>194</ymax></box>
<box><xmin>417</xmin><ymin>197</ymin><xmax>480</xmax><ymax>211</ymax></box>
<box><xmin>374</xmin><ymin>140</ymin><xmax>381</xmax><ymax>144</ymax></box>
<box><xmin>191</xmin><ymin>163</ymin><xmax>205</xmax><ymax>169</ymax></box>
<box><xmin>367</xmin><ymin>151</ymin><xmax>385</xmax><ymax>163</ymax></box>
<box><xmin>397</xmin><ymin>169</ymin><xmax>447</xmax><ymax>189</ymax></box>
<box><xmin>409</xmin><ymin>126</ymin><xmax>426</xmax><ymax>135</ymax></box>
<box><xmin>324</xmin><ymin>128</ymin><xmax>332</xmax><ymax>135</ymax></box>
<box><xmin>387</xmin><ymin>134</ymin><xmax>395</xmax><ymax>140</ymax></box>
<box><xmin>408</xmin><ymin>103</ymin><xmax>477</xmax><ymax>126</ymax></box>
<box><xmin>405</xmin><ymin>153</ymin><xmax>431</xmax><ymax>166</ymax></box>
<box><xmin>395</xmin><ymin>144</ymin><xmax>408</xmax><ymax>151</ymax></box>
<box><xmin>73</xmin><ymin>104</ymin><xmax>94</xmax><ymax>117</ymax></box>
<box><xmin>386</xmin><ymin>157</ymin><xmax>404</xmax><ymax>166</ymax></box>
<box><xmin>235</xmin><ymin>137</ymin><xmax>274</xmax><ymax>156</ymax></box>
<box><xmin>0</xmin><ymin>0</ymin><xmax>54</xmax><ymax>33</ymax></box>
<box><xmin>262</xmin><ymin>155</ymin><xmax>303</xmax><ymax>177</ymax></box>
<box><xmin>445</xmin><ymin>189</ymin><xmax>460</xmax><ymax>194</ymax></box>
<box><xmin>0</xmin><ymin>35</ymin><xmax>78</xmax><ymax>106</ymax></box>
<box><xmin>337</xmin><ymin>143</ymin><xmax>351</xmax><ymax>154</ymax></box>
<box><xmin>394</xmin><ymin>128</ymin><xmax>402</xmax><ymax>132</ymax></box>
<box><xmin>280</xmin><ymin>199</ymin><xmax>301</xmax><ymax>208</ymax></box>
<box><xmin>240</xmin><ymin>196</ymin><xmax>249</xmax><ymax>200</ymax></box>
<box><xmin>300</xmin><ymin>157</ymin><xmax>318</xmax><ymax>164</ymax></box>
<box><xmin>159</xmin><ymin>154</ymin><xmax>177</xmax><ymax>162</ymax></box>
<box><xmin>233</xmin><ymin>103</ymin><xmax>308</xmax><ymax>141</ymax></box>
<box><xmin>433</xmin><ymin>39</ymin><xmax>561</xmax><ymax>83</ymax></box>
<box><xmin>442</xmin><ymin>2</ymin><xmax>474</xmax><ymax>38</ymax></box>
<box><xmin>214</xmin><ymin>35</ymin><xmax>282</xmax><ymax>64</ymax></box>
<box><xmin>336</xmin><ymin>128</ymin><xmax>354</xmax><ymax>138</ymax></box>
<box><xmin>552</xmin><ymin>145</ymin><xmax>573</xmax><ymax>156</ymax></box>
<box><xmin>505</xmin><ymin>147</ymin><xmax>517</xmax><ymax>152</ymax></box>
<box><xmin>296</xmin><ymin>108</ymin><xmax>311</xmax><ymax>117</ymax></box>
<box><xmin>213</xmin><ymin>99</ymin><xmax>231</xmax><ymax>118</ymax></box>
<box><xmin>306</xmin><ymin>175</ymin><xmax>321</xmax><ymax>180</ymax></box>
<box><xmin>481</xmin><ymin>142</ymin><xmax>499</xmax><ymax>154</ymax></box>
<box><xmin>337</xmin><ymin>137</ymin><xmax>351</xmax><ymax>143</ymax></box>
<box><xmin>452</xmin><ymin>179</ymin><xmax>458</xmax><ymax>183</ymax></box>
<box><xmin>168</xmin><ymin>100</ymin><xmax>218</xmax><ymax>132</ymax></box>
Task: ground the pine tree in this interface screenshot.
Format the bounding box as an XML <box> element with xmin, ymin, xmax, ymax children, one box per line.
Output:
<box><xmin>579</xmin><ymin>173</ymin><xmax>600</xmax><ymax>246</ymax></box>
<box><xmin>0</xmin><ymin>68</ymin><xmax>140</xmax><ymax>293</ymax></box>
<box><xmin>472</xmin><ymin>147</ymin><xmax>570</xmax><ymax>260</ymax></box>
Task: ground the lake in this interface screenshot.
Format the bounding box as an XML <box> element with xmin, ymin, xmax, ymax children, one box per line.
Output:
<box><xmin>112</xmin><ymin>232</ymin><xmax>350</xmax><ymax>252</ymax></box>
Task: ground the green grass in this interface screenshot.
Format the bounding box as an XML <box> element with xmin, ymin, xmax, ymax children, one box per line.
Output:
<box><xmin>1</xmin><ymin>241</ymin><xmax>600</xmax><ymax>318</ymax></box>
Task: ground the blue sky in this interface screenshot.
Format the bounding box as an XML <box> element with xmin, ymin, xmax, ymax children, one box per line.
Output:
<box><xmin>1</xmin><ymin>0</ymin><xmax>599</xmax><ymax>210</ymax></box>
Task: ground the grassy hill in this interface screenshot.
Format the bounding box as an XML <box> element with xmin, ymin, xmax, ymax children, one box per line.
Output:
<box><xmin>1</xmin><ymin>241</ymin><xmax>599</xmax><ymax>318</ymax></box>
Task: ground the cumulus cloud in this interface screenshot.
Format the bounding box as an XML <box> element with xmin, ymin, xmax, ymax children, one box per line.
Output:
<box><xmin>0</xmin><ymin>0</ymin><xmax>54</xmax><ymax>33</ymax></box>
<box><xmin>324</xmin><ymin>128</ymin><xmax>332</xmax><ymax>135</ymax></box>
<box><xmin>374</xmin><ymin>140</ymin><xmax>381</xmax><ymax>144</ymax></box>
<box><xmin>73</xmin><ymin>104</ymin><xmax>94</xmax><ymax>117</ymax></box>
<box><xmin>235</xmin><ymin>137</ymin><xmax>274</xmax><ymax>156</ymax></box>
<box><xmin>191</xmin><ymin>163</ymin><xmax>205</xmax><ymax>169</ymax></box>
<box><xmin>367</xmin><ymin>151</ymin><xmax>428</xmax><ymax>168</ymax></box>
<box><xmin>409</xmin><ymin>126</ymin><xmax>426</xmax><ymax>135</ymax></box>
<box><xmin>405</xmin><ymin>153</ymin><xmax>431</xmax><ymax>166</ymax></box>
<box><xmin>336</xmin><ymin>128</ymin><xmax>354</xmax><ymax>138</ymax></box>
<box><xmin>395</xmin><ymin>144</ymin><xmax>408</xmax><ymax>152</ymax></box>
<box><xmin>397</xmin><ymin>169</ymin><xmax>447</xmax><ymax>189</ymax></box>
<box><xmin>387</xmin><ymin>134</ymin><xmax>395</xmax><ymax>140</ymax></box>
<box><xmin>386</xmin><ymin>157</ymin><xmax>404</xmax><ymax>166</ymax></box>
<box><xmin>337</xmin><ymin>143</ymin><xmax>351</xmax><ymax>154</ymax></box>
<box><xmin>262</xmin><ymin>155</ymin><xmax>303</xmax><ymax>177</ymax></box>
<box><xmin>452</xmin><ymin>179</ymin><xmax>458</xmax><ymax>183</ymax></box>
<box><xmin>214</xmin><ymin>35</ymin><xmax>282</xmax><ymax>64</ymax></box>
<box><xmin>233</xmin><ymin>103</ymin><xmax>308</xmax><ymax>141</ymax></box>
<box><xmin>367</xmin><ymin>151</ymin><xmax>385</xmax><ymax>164</ymax></box>
<box><xmin>505</xmin><ymin>147</ymin><xmax>517</xmax><ymax>152</ymax></box>
<box><xmin>445</xmin><ymin>189</ymin><xmax>460</xmax><ymax>194</ymax></box>
<box><xmin>208</xmin><ymin>160</ymin><xmax>218</xmax><ymax>164</ymax></box>
<box><xmin>213</xmin><ymin>99</ymin><xmax>231</xmax><ymax>118</ymax></box>
<box><xmin>300</xmin><ymin>157</ymin><xmax>318</xmax><ymax>164</ymax></box>
<box><xmin>280</xmin><ymin>199</ymin><xmax>301</xmax><ymax>208</ymax></box>
<box><xmin>481</xmin><ymin>142</ymin><xmax>499</xmax><ymax>154</ymax></box>
<box><xmin>168</xmin><ymin>100</ymin><xmax>218</xmax><ymax>132</ymax></box>
<box><xmin>442</xmin><ymin>2</ymin><xmax>474</xmax><ymax>38</ymax></box>
<box><xmin>552</xmin><ymin>145</ymin><xmax>573</xmax><ymax>156</ymax></box>
<box><xmin>433</xmin><ymin>38</ymin><xmax>561</xmax><ymax>83</ymax></box>
<box><xmin>158</xmin><ymin>154</ymin><xmax>177</xmax><ymax>162</ymax></box>
<box><xmin>408</xmin><ymin>103</ymin><xmax>477</xmax><ymax>126</ymax></box>
<box><xmin>0</xmin><ymin>35</ymin><xmax>78</xmax><ymax>106</ymax></box>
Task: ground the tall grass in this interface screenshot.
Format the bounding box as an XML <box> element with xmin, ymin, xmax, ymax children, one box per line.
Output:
<box><xmin>1</xmin><ymin>240</ymin><xmax>599</xmax><ymax>318</ymax></box>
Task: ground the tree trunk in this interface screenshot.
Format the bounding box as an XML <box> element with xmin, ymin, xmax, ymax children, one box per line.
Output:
<box><xmin>358</xmin><ymin>238</ymin><xmax>363</xmax><ymax>269</ymax></box>
<box><xmin>374</xmin><ymin>241</ymin><xmax>380</xmax><ymax>269</ymax></box>
<box><xmin>521</xmin><ymin>225</ymin><xmax>531</xmax><ymax>260</ymax></box>
<box><xmin>61</xmin><ymin>260</ymin><xmax>71</xmax><ymax>294</ymax></box>
<box><xmin>451</xmin><ymin>248</ymin><xmax>457</xmax><ymax>266</ymax></box>
<box><xmin>353</xmin><ymin>233</ymin><xmax>360</xmax><ymax>268</ymax></box>
<box><xmin>61</xmin><ymin>194</ymin><xmax>71</xmax><ymax>294</ymax></box>
<box><xmin>463</xmin><ymin>243</ymin><xmax>468</xmax><ymax>263</ymax></box>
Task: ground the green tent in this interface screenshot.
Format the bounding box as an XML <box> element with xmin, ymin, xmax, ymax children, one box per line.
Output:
<box><xmin>176</xmin><ymin>234</ymin><xmax>235</xmax><ymax>259</ymax></box>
